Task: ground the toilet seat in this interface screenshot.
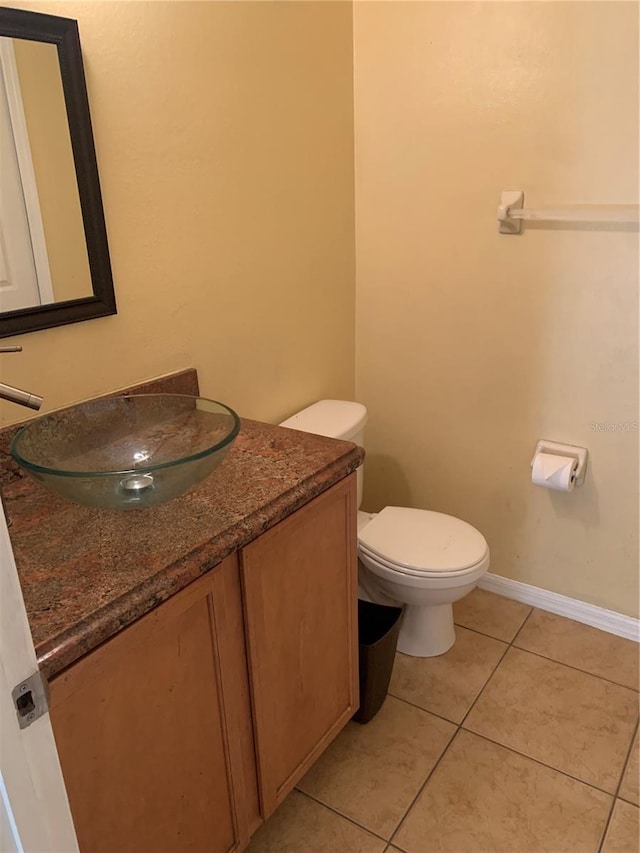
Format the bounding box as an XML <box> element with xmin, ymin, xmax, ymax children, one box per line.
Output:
<box><xmin>358</xmin><ymin>506</ymin><xmax>489</xmax><ymax>577</ymax></box>
<box><xmin>359</xmin><ymin>544</ymin><xmax>488</xmax><ymax>580</ymax></box>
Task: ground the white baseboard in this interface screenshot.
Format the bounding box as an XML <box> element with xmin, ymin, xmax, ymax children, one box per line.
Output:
<box><xmin>479</xmin><ymin>572</ymin><xmax>640</xmax><ymax>642</ymax></box>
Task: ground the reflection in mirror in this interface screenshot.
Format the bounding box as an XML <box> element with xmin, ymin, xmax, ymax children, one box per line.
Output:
<box><xmin>0</xmin><ymin>7</ymin><xmax>116</xmax><ymax>337</ymax></box>
<box><xmin>1</xmin><ymin>36</ymin><xmax>92</xmax><ymax>310</ymax></box>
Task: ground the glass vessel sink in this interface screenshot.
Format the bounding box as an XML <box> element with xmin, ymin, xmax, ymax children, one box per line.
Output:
<box><xmin>10</xmin><ymin>394</ymin><xmax>240</xmax><ymax>510</ymax></box>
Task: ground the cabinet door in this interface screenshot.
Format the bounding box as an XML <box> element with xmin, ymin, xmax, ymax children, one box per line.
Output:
<box><xmin>49</xmin><ymin>554</ymin><xmax>255</xmax><ymax>853</ymax></box>
<box><xmin>241</xmin><ymin>474</ymin><xmax>359</xmax><ymax>816</ymax></box>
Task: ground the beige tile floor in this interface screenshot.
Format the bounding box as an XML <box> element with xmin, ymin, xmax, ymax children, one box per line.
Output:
<box><xmin>247</xmin><ymin>590</ymin><xmax>639</xmax><ymax>853</ymax></box>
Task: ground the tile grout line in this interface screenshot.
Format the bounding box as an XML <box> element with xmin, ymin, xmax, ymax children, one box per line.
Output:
<box><xmin>455</xmin><ymin>601</ymin><xmax>534</xmax><ymax>647</ymax></box>
<box><xmin>292</xmin><ymin>614</ymin><xmax>520</xmax><ymax>852</ymax></box>
<box><xmin>462</xmin><ymin>601</ymin><xmax>639</xmax><ymax>849</ymax></box>
<box><xmin>596</xmin><ymin>717</ymin><xmax>640</xmax><ymax>853</ymax></box>
<box><xmin>458</xmin><ymin>639</ymin><xmax>511</xmax><ymax>730</ymax></box>
<box><xmin>386</xmin><ymin>599</ymin><xmax>637</xmax><ymax>850</ymax></box>
<box><xmin>458</xmin><ymin>611</ymin><xmax>639</xmax><ymax>693</ymax></box>
<box><xmin>388</xmin><ymin>662</ymin><xmax>622</xmax><ymax>793</ymax></box>
<box><xmin>510</xmin><ymin>643</ymin><xmax>640</xmax><ymax>693</ymax></box>
<box><xmin>387</xmin><ymin>690</ymin><xmax>465</xmax><ymax>727</ymax></box>
<box><xmin>453</xmin><ymin>619</ymin><xmax>521</xmax><ymax>644</ymax></box>
<box><xmin>297</xmin><ymin>697</ymin><xmax>634</xmax><ymax>851</ymax></box>
<box><xmin>458</xmin><ymin>610</ymin><xmax>639</xmax><ymax>799</ymax></box>
<box><xmin>384</xmin><ymin>612</ymin><xmax>524</xmax><ymax>848</ymax></box>
<box><xmin>510</xmin><ymin>606</ymin><xmax>535</xmax><ymax>646</ymax></box>
<box><xmin>462</xmin><ymin>728</ymin><xmax>623</xmax><ymax>799</ymax></box>
<box><xmin>386</xmin><ymin>725</ymin><xmax>461</xmax><ymax>851</ymax></box>
<box><xmin>616</xmin><ymin>792</ymin><xmax>640</xmax><ymax>807</ymax></box>
<box><xmin>295</xmin><ymin>788</ymin><xmax>389</xmax><ymax>844</ymax></box>
<box><xmin>296</xmin><ymin>597</ymin><xmax>636</xmax><ymax>852</ymax></box>
<box><xmin>506</xmin><ymin>602</ymin><xmax>637</xmax><ymax>691</ymax></box>
<box><xmin>395</xmin><ymin>596</ymin><xmax>633</xmax><ymax>851</ymax></box>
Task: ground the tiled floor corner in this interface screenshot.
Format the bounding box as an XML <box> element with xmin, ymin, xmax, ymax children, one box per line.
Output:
<box><xmin>245</xmin><ymin>790</ymin><xmax>386</xmax><ymax>853</ymax></box>
<box><xmin>297</xmin><ymin>695</ymin><xmax>455</xmax><ymax>838</ymax></box>
<box><xmin>601</xmin><ymin>799</ymin><xmax>640</xmax><ymax>853</ymax></box>
<box><xmin>249</xmin><ymin>590</ymin><xmax>640</xmax><ymax>853</ymax></box>
<box><xmin>619</xmin><ymin>729</ymin><xmax>639</xmax><ymax>806</ymax></box>
<box><xmin>513</xmin><ymin>608</ymin><xmax>640</xmax><ymax>691</ymax></box>
<box><xmin>393</xmin><ymin>729</ymin><xmax>612</xmax><ymax>853</ymax></box>
<box><xmin>464</xmin><ymin>646</ymin><xmax>638</xmax><ymax>793</ymax></box>
<box><xmin>388</xmin><ymin>625</ymin><xmax>507</xmax><ymax>723</ymax></box>
<box><xmin>453</xmin><ymin>587</ymin><xmax>532</xmax><ymax>642</ymax></box>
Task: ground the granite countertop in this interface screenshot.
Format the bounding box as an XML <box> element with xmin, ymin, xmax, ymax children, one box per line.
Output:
<box><xmin>1</xmin><ymin>372</ymin><xmax>363</xmax><ymax>680</ymax></box>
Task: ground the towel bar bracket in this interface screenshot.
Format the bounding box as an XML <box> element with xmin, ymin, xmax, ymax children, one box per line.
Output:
<box><xmin>497</xmin><ymin>190</ymin><xmax>524</xmax><ymax>234</ymax></box>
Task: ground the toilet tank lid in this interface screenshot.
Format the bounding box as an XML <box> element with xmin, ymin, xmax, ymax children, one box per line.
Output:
<box><xmin>279</xmin><ymin>400</ymin><xmax>367</xmax><ymax>442</ymax></box>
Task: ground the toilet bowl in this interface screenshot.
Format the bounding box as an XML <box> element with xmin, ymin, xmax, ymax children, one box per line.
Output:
<box><xmin>280</xmin><ymin>400</ymin><xmax>490</xmax><ymax>657</ymax></box>
<box><xmin>357</xmin><ymin>507</ymin><xmax>489</xmax><ymax>656</ymax></box>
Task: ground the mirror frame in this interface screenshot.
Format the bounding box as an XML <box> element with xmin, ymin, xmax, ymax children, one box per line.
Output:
<box><xmin>0</xmin><ymin>6</ymin><xmax>116</xmax><ymax>338</ymax></box>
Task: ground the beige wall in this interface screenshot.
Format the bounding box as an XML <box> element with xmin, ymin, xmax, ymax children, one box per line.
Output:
<box><xmin>1</xmin><ymin>1</ymin><xmax>355</xmax><ymax>425</ymax></box>
<box><xmin>354</xmin><ymin>2</ymin><xmax>639</xmax><ymax>616</ymax></box>
<box><xmin>3</xmin><ymin>2</ymin><xmax>637</xmax><ymax>619</ymax></box>
<box><xmin>14</xmin><ymin>37</ymin><xmax>92</xmax><ymax>303</ymax></box>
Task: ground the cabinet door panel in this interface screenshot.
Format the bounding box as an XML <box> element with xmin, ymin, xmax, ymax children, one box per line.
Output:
<box><xmin>241</xmin><ymin>475</ymin><xmax>358</xmax><ymax>815</ymax></box>
<box><xmin>50</xmin><ymin>558</ymin><xmax>241</xmax><ymax>853</ymax></box>
<box><xmin>211</xmin><ymin>549</ymin><xmax>262</xmax><ymax>838</ymax></box>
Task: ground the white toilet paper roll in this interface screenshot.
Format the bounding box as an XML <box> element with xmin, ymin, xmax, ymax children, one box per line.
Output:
<box><xmin>531</xmin><ymin>452</ymin><xmax>577</xmax><ymax>492</ymax></box>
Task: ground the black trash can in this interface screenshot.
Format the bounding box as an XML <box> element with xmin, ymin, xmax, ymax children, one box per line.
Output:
<box><xmin>353</xmin><ymin>599</ymin><xmax>403</xmax><ymax>724</ymax></box>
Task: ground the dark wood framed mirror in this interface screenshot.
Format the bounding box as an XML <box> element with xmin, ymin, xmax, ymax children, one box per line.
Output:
<box><xmin>0</xmin><ymin>6</ymin><xmax>116</xmax><ymax>337</ymax></box>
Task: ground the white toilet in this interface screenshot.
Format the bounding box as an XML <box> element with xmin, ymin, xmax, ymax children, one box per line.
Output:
<box><xmin>280</xmin><ymin>400</ymin><xmax>490</xmax><ymax>657</ymax></box>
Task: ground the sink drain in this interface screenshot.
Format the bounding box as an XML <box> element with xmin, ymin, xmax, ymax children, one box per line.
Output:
<box><xmin>120</xmin><ymin>473</ymin><xmax>154</xmax><ymax>494</ymax></box>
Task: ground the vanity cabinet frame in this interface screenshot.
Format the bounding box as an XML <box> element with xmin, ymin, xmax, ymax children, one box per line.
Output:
<box><xmin>241</xmin><ymin>474</ymin><xmax>359</xmax><ymax>817</ymax></box>
<box><xmin>49</xmin><ymin>553</ymin><xmax>255</xmax><ymax>853</ymax></box>
<box><xmin>48</xmin><ymin>473</ymin><xmax>358</xmax><ymax>851</ymax></box>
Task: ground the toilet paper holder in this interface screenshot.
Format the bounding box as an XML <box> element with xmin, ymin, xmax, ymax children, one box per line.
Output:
<box><xmin>530</xmin><ymin>440</ymin><xmax>589</xmax><ymax>487</ymax></box>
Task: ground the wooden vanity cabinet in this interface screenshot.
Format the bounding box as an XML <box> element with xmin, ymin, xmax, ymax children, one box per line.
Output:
<box><xmin>49</xmin><ymin>553</ymin><xmax>258</xmax><ymax>853</ymax></box>
<box><xmin>241</xmin><ymin>474</ymin><xmax>359</xmax><ymax>816</ymax></box>
<box><xmin>48</xmin><ymin>473</ymin><xmax>358</xmax><ymax>850</ymax></box>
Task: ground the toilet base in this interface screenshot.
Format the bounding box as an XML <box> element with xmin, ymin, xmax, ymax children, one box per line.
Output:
<box><xmin>396</xmin><ymin>603</ymin><xmax>456</xmax><ymax>657</ymax></box>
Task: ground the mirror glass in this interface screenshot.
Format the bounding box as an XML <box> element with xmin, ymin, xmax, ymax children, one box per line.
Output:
<box><xmin>0</xmin><ymin>8</ymin><xmax>116</xmax><ymax>337</ymax></box>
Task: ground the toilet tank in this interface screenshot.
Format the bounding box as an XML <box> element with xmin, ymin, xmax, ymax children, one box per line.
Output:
<box><xmin>279</xmin><ymin>400</ymin><xmax>367</xmax><ymax>507</ymax></box>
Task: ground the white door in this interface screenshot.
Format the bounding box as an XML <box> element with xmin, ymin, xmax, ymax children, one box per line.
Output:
<box><xmin>0</xmin><ymin>505</ymin><xmax>78</xmax><ymax>853</ymax></box>
<box><xmin>0</xmin><ymin>36</ymin><xmax>53</xmax><ymax>313</ymax></box>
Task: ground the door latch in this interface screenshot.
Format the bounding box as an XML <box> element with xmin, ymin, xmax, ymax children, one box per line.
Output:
<box><xmin>12</xmin><ymin>671</ymin><xmax>49</xmax><ymax>729</ymax></box>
